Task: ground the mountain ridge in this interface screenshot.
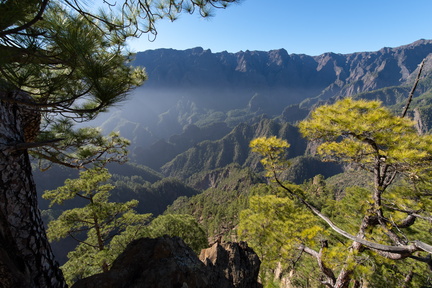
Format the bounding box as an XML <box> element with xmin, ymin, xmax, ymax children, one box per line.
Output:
<box><xmin>104</xmin><ymin>39</ymin><xmax>432</xmax><ymax>152</ymax></box>
<box><xmin>84</xmin><ymin>39</ymin><xmax>432</xmax><ymax>166</ymax></box>
<box><xmin>37</xmin><ymin>39</ymin><xmax>432</xmax><ymax>266</ymax></box>
<box><xmin>133</xmin><ymin>39</ymin><xmax>432</xmax><ymax>94</ymax></box>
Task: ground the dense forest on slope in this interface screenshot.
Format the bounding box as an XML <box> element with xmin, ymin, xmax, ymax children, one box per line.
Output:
<box><xmin>34</xmin><ymin>40</ymin><xmax>432</xmax><ymax>281</ymax></box>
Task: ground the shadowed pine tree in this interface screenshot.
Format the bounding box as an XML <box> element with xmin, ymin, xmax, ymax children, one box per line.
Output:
<box><xmin>43</xmin><ymin>167</ymin><xmax>152</xmax><ymax>286</ymax></box>
<box><xmin>43</xmin><ymin>168</ymin><xmax>209</xmax><ymax>286</ymax></box>
<box><xmin>0</xmin><ymin>1</ymin><xmax>239</xmax><ymax>286</ymax></box>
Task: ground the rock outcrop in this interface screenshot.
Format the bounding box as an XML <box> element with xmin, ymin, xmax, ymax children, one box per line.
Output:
<box><xmin>72</xmin><ymin>236</ymin><xmax>261</xmax><ymax>288</ymax></box>
<box><xmin>199</xmin><ymin>242</ymin><xmax>261</xmax><ymax>288</ymax></box>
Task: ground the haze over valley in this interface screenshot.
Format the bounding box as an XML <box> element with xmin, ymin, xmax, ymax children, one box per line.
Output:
<box><xmin>35</xmin><ymin>39</ymin><xmax>432</xmax><ymax>282</ymax></box>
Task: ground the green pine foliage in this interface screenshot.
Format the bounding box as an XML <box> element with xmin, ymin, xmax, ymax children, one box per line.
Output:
<box><xmin>43</xmin><ymin>167</ymin><xmax>209</xmax><ymax>285</ymax></box>
<box><xmin>238</xmin><ymin>190</ymin><xmax>324</xmax><ymax>284</ymax></box>
<box><xmin>43</xmin><ymin>168</ymin><xmax>152</xmax><ymax>285</ymax></box>
<box><xmin>241</xmin><ymin>98</ymin><xmax>432</xmax><ymax>287</ymax></box>
<box><xmin>1</xmin><ymin>0</ymin><xmax>241</xmax><ymax>285</ymax></box>
<box><xmin>147</xmin><ymin>214</ymin><xmax>208</xmax><ymax>252</ymax></box>
<box><xmin>166</xmin><ymin>164</ymin><xmax>263</xmax><ymax>241</ymax></box>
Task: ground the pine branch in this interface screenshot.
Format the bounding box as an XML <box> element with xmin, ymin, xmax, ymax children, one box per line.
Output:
<box><xmin>299</xmin><ymin>243</ymin><xmax>336</xmax><ymax>287</ymax></box>
<box><xmin>273</xmin><ymin>174</ymin><xmax>432</xmax><ymax>257</ymax></box>
<box><xmin>6</xmin><ymin>139</ymin><xmax>64</xmax><ymax>152</ymax></box>
<box><xmin>0</xmin><ymin>0</ymin><xmax>49</xmax><ymax>37</ymax></box>
<box><xmin>0</xmin><ymin>45</ymin><xmax>65</xmax><ymax>65</ymax></box>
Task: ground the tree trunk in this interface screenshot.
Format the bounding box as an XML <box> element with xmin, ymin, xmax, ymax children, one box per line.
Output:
<box><xmin>0</xmin><ymin>92</ymin><xmax>66</xmax><ymax>287</ymax></box>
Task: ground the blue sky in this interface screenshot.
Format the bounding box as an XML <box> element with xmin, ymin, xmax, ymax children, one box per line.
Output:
<box><xmin>124</xmin><ymin>0</ymin><xmax>432</xmax><ymax>56</ymax></box>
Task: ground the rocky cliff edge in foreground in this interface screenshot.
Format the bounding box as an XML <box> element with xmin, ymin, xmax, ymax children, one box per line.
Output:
<box><xmin>72</xmin><ymin>236</ymin><xmax>261</xmax><ymax>288</ymax></box>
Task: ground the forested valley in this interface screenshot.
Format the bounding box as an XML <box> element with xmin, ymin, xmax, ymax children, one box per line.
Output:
<box><xmin>34</xmin><ymin>40</ymin><xmax>432</xmax><ymax>287</ymax></box>
<box><xmin>6</xmin><ymin>1</ymin><xmax>432</xmax><ymax>287</ymax></box>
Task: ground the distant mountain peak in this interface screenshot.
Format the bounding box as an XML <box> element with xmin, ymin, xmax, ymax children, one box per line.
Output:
<box><xmin>119</xmin><ymin>39</ymin><xmax>432</xmax><ymax>144</ymax></box>
<box><xmin>134</xmin><ymin>39</ymin><xmax>432</xmax><ymax>95</ymax></box>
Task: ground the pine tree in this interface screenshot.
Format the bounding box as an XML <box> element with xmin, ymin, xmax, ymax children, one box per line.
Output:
<box><xmin>43</xmin><ymin>168</ymin><xmax>151</xmax><ymax>285</ymax></box>
<box><xmin>0</xmin><ymin>1</ymin><xmax>239</xmax><ymax>286</ymax></box>
<box><xmin>242</xmin><ymin>98</ymin><xmax>432</xmax><ymax>287</ymax></box>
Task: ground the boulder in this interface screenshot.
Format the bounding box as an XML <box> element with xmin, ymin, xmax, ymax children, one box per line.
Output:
<box><xmin>72</xmin><ymin>236</ymin><xmax>261</xmax><ymax>288</ymax></box>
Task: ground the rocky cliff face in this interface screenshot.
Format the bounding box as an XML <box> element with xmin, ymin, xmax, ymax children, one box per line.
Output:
<box><xmin>161</xmin><ymin>118</ymin><xmax>308</xmax><ymax>180</ymax></box>
<box><xmin>133</xmin><ymin>39</ymin><xmax>432</xmax><ymax>109</ymax></box>
<box><xmin>199</xmin><ymin>242</ymin><xmax>261</xmax><ymax>288</ymax></box>
<box><xmin>91</xmin><ymin>39</ymin><xmax>432</xmax><ymax>152</ymax></box>
<box><xmin>72</xmin><ymin>236</ymin><xmax>261</xmax><ymax>288</ymax></box>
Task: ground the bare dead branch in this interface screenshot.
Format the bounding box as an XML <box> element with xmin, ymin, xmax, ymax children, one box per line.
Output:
<box><xmin>273</xmin><ymin>174</ymin><xmax>432</xmax><ymax>257</ymax></box>
<box><xmin>402</xmin><ymin>58</ymin><xmax>426</xmax><ymax>118</ymax></box>
<box><xmin>299</xmin><ymin>243</ymin><xmax>336</xmax><ymax>287</ymax></box>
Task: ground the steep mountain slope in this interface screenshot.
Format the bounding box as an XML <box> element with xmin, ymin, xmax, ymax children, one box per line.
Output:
<box><xmin>90</xmin><ymin>39</ymin><xmax>432</xmax><ymax>154</ymax></box>
<box><xmin>134</xmin><ymin>122</ymin><xmax>232</xmax><ymax>170</ymax></box>
<box><xmin>133</xmin><ymin>39</ymin><xmax>432</xmax><ymax>105</ymax></box>
<box><xmin>39</xmin><ymin>39</ymin><xmax>432</xmax><ymax>217</ymax></box>
<box><xmin>161</xmin><ymin>117</ymin><xmax>308</xmax><ymax>179</ymax></box>
<box><xmin>35</xmin><ymin>40</ymin><xmax>432</xmax><ymax>268</ymax></box>
<box><xmin>311</xmin><ymin>40</ymin><xmax>432</xmax><ymax>100</ymax></box>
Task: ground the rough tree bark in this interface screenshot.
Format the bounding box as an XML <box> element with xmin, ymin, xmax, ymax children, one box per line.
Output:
<box><xmin>0</xmin><ymin>91</ymin><xmax>66</xmax><ymax>287</ymax></box>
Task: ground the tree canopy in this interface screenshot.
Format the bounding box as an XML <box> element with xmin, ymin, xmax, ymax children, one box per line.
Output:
<box><xmin>43</xmin><ymin>167</ymin><xmax>208</xmax><ymax>285</ymax></box>
<box><xmin>299</xmin><ymin>98</ymin><xmax>432</xmax><ymax>180</ymax></box>
<box><xmin>43</xmin><ymin>167</ymin><xmax>152</xmax><ymax>285</ymax></box>
<box><xmin>0</xmin><ymin>0</ymin><xmax>241</xmax><ymax>163</ymax></box>
<box><xmin>0</xmin><ymin>0</ymin><xmax>240</xmax><ymax>286</ymax></box>
<box><xmin>241</xmin><ymin>98</ymin><xmax>432</xmax><ymax>287</ymax></box>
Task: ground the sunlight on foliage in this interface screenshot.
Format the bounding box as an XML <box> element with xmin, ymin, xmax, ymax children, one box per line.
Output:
<box><xmin>242</xmin><ymin>97</ymin><xmax>432</xmax><ymax>286</ymax></box>
<box><xmin>299</xmin><ymin>97</ymin><xmax>432</xmax><ymax>177</ymax></box>
<box><xmin>238</xmin><ymin>192</ymin><xmax>325</xmax><ymax>284</ymax></box>
<box><xmin>250</xmin><ymin>136</ymin><xmax>290</xmax><ymax>179</ymax></box>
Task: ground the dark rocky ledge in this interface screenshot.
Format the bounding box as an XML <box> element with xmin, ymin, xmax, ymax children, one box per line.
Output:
<box><xmin>72</xmin><ymin>236</ymin><xmax>261</xmax><ymax>288</ymax></box>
